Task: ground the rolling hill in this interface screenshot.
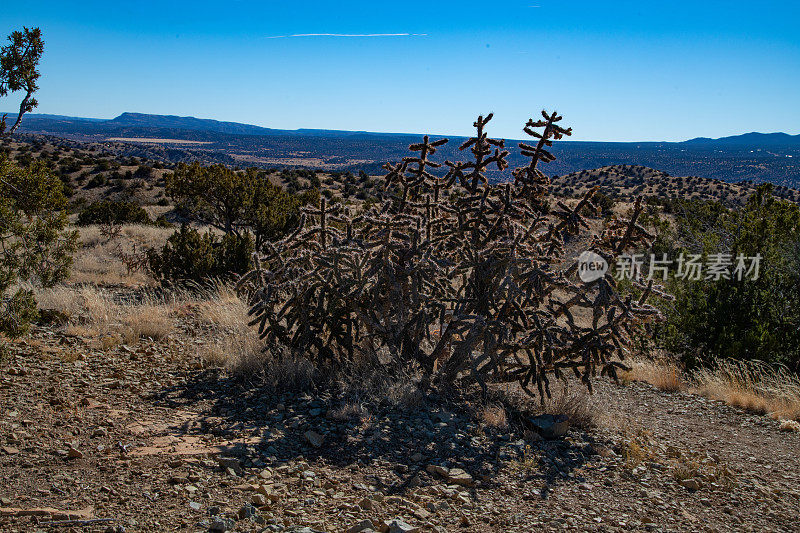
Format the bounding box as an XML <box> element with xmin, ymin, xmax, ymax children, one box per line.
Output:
<box><xmin>6</xmin><ymin>111</ymin><xmax>800</xmax><ymax>187</ymax></box>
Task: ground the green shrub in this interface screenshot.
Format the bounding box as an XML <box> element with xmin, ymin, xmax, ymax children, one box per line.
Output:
<box><xmin>648</xmin><ymin>185</ymin><xmax>800</xmax><ymax>371</ymax></box>
<box><xmin>147</xmin><ymin>225</ymin><xmax>253</xmax><ymax>283</ymax></box>
<box><xmin>0</xmin><ymin>158</ymin><xmax>78</xmax><ymax>337</ymax></box>
<box><xmin>166</xmin><ymin>163</ymin><xmax>317</xmax><ymax>249</ymax></box>
<box><xmin>77</xmin><ymin>200</ymin><xmax>151</xmax><ymax>226</ymax></box>
<box><xmin>591</xmin><ymin>189</ymin><xmax>616</xmax><ymax>217</ymax></box>
<box><xmin>85</xmin><ymin>173</ymin><xmax>107</xmax><ymax>188</ymax></box>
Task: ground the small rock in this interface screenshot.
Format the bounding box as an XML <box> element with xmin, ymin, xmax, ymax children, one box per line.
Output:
<box><xmin>209</xmin><ymin>517</ymin><xmax>235</xmax><ymax>532</ymax></box>
<box><xmin>67</xmin><ymin>447</ymin><xmax>83</xmax><ymax>459</ymax></box>
<box><xmin>256</xmin><ymin>485</ymin><xmax>282</xmax><ymax>502</ymax></box>
<box><xmin>304</xmin><ymin>430</ymin><xmax>325</xmax><ymax>448</ymax></box>
<box><xmin>425</xmin><ymin>464</ymin><xmax>449</xmax><ymax>477</ymax></box>
<box><xmin>380</xmin><ymin>518</ymin><xmax>419</xmax><ymax>533</ymax></box>
<box><xmin>238</xmin><ymin>503</ymin><xmax>258</xmax><ymax>519</ymax></box>
<box><xmin>411</xmin><ymin>507</ymin><xmax>431</xmax><ymax>520</ymax></box>
<box><xmin>446</xmin><ymin>468</ymin><xmax>474</xmax><ymax>487</ymax></box>
<box><xmin>348</xmin><ymin>519</ymin><xmax>377</xmax><ymax>533</ymax></box>
<box><xmin>680</xmin><ymin>478</ymin><xmax>702</xmax><ymax>491</ymax></box>
<box><xmin>358</xmin><ymin>497</ymin><xmax>375</xmax><ymax>510</ymax></box>
<box><xmin>216</xmin><ymin>456</ymin><xmax>242</xmax><ymax>475</ymax></box>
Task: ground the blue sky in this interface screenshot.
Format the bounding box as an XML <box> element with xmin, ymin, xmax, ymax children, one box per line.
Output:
<box><xmin>2</xmin><ymin>1</ymin><xmax>799</xmax><ymax>141</ymax></box>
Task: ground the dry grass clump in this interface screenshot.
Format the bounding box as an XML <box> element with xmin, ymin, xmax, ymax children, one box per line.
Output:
<box><xmin>692</xmin><ymin>359</ymin><xmax>800</xmax><ymax>421</ymax></box>
<box><xmin>479</xmin><ymin>404</ymin><xmax>509</xmax><ymax>429</ymax></box>
<box><xmin>70</xmin><ymin>224</ymin><xmax>172</xmax><ymax>286</ymax></box>
<box><xmin>121</xmin><ymin>303</ymin><xmax>173</xmax><ymax>341</ymax></box>
<box><xmin>34</xmin><ymin>285</ymin><xmax>88</xmax><ymax>320</ymax></box>
<box><xmin>194</xmin><ymin>283</ymin><xmax>250</xmax><ymax>331</ymax></box>
<box><xmin>40</xmin><ymin>285</ymin><xmax>175</xmax><ymax>347</ymax></box>
<box><xmin>543</xmin><ymin>385</ymin><xmax>601</xmax><ymax>429</ymax></box>
<box><xmin>621</xmin><ymin>356</ymin><xmax>686</xmax><ymax>392</ymax></box>
<box><xmin>194</xmin><ymin>283</ymin><xmax>269</xmax><ymax>374</ymax></box>
<box><xmin>327</xmin><ymin>402</ymin><xmax>369</xmax><ymax>422</ymax></box>
<box><xmin>199</xmin><ymin>331</ymin><xmax>264</xmax><ymax>373</ymax></box>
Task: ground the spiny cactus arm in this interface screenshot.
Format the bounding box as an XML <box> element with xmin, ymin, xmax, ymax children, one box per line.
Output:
<box><xmin>518</xmin><ymin>110</ymin><xmax>572</xmax><ymax>170</ymax></box>
<box><xmin>614</xmin><ymin>197</ymin><xmax>645</xmax><ymax>253</ymax></box>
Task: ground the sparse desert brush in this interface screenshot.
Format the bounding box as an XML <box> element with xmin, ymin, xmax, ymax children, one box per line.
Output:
<box><xmin>0</xmin><ymin>157</ymin><xmax>79</xmax><ymax>338</ymax></box>
<box><xmin>693</xmin><ymin>359</ymin><xmax>800</xmax><ymax>421</ymax></box>
<box><xmin>327</xmin><ymin>402</ymin><xmax>369</xmax><ymax>422</ymax></box>
<box><xmin>619</xmin><ymin>427</ymin><xmax>655</xmax><ymax>467</ymax></box>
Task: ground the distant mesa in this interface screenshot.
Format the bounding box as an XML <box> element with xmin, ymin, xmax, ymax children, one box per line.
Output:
<box><xmin>682</xmin><ymin>132</ymin><xmax>800</xmax><ymax>148</ymax></box>
<box><xmin>106</xmin><ymin>112</ymin><xmax>385</xmax><ymax>138</ymax></box>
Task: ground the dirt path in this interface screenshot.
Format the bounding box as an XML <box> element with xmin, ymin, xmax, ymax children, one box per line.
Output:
<box><xmin>1</xmin><ymin>326</ymin><xmax>799</xmax><ymax>532</ymax></box>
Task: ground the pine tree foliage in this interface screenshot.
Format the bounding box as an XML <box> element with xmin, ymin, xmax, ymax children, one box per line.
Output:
<box><xmin>239</xmin><ymin>112</ymin><xmax>669</xmax><ymax>397</ymax></box>
<box><xmin>0</xmin><ymin>27</ymin><xmax>43</xmax><ymax>135</ymax></box>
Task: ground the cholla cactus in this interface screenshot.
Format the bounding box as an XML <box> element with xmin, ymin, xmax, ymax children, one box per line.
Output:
<box><xmin>238</xmin><ymin>111</ymin><xmax>668</xmax><ymax>398</ymax></box>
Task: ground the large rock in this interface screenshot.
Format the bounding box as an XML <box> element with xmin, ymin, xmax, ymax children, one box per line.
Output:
<box><xmin>380</xmin><ymin>518</ymin><xmax>419</xmax><ymax>533</ymax></box>
<box><xmin>528</xmin><ymin>414</ymin><xmax>569</xmax><ymax>438</ymax></box>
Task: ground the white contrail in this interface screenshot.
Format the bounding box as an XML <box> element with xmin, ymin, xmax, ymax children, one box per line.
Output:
<box><xmin>266</xmin><ymin>33</ymin><xmax>427</xmax><ymax>39</ymax></box>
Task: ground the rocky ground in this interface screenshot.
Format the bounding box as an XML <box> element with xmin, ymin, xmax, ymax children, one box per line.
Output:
<box><xmin>2</xmin><ymin>322</ymin><xmax>800</xmax><ymax>533</ymax></box>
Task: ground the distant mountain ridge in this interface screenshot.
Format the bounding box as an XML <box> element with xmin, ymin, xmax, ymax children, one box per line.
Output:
<box><xmin>6</xmin><ymin>111</ymin><xmax>417</xmax><ymax>139</ymax></box>
<box><xmin>7</xmin><ymin>111</ymin><xmax>799</xmax><ymax>146</ymax></box>
<box><xmin>683</xmin><ymin>132</ymin><xmax>800</xmax><ymax>147</ymax></box>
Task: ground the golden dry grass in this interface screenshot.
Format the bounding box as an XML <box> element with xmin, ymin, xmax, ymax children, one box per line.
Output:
<box><xmin>692</xmin><ymin>359</ymin><xmax>800</xmax><ymax>421</ymax></box>
<box><xmin>37</xmin><ymin>285</ymin><xmax>175</xmax><ymax>348</ymax></box>
<box><xmin>621</xmin><ymin>357</ymin><xmax>686</xmax><ymax>392</ymax></box>
<box><xmin>193</xmin><ymin>283</ymin><xmax>267</xmax><ymax>373</ymax></box>
<box><xmin>70</xmin><ymin>224</ymin><xmax>173</xmax><ymax>286</ymax></box>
